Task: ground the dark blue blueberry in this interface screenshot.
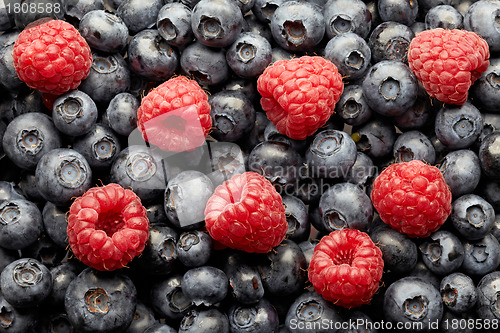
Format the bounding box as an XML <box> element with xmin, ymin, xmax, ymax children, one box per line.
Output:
<box><xmin>228</xmin><ymin>298</ymin><xmax>279</xmax><ymax>333</ymax></box>
<box><xmin>180</xmin><ymin>41</ymin><xmax>230</xmax><ymax>86</ymax></box>
<box><xmin>368</xmin><ymin>21</ymin><xmax>414</xmax><ymax>63</ymax></box>
<box><xmin>334</xmin><ymin>85</ymin><xmax>373</xmax><ymax>127</ymax></box>
<box><xmin>136</xmin><ymin>225</ymin><xmax>178</xmax><ymax>276</ymax></box>
<box><xmin>352</xmin><ymin>118</ymin><xmax>397</xmax><ymax>159</ymax></box>
<box><xmin>126</xmin><ymin>301</ymin><xmax>158</xmax><ymax>333</ymax></box>
<box><xmin>0</xmin><ymin>199</ymin><xmax>43</xmax><ymax>250</ymax></box>
<box><xmin>0</xmin><ymin>43</ymin><xmax>23</xmax><ymax>92</ymax></box>
<box><xmin>435</xmin><ymin>101</ymin><xmax>483</xmax><ymax>150</ymax></box>
<box><xmin>481</xmin><ymin>180</ymin><xmax>500</xmax><ymax>212</ymax></box>
<box><xmin>263</xmin><ymin>122</ymin><xmax>308</xmax><ymax>153</ymax></box>
<box><xmin>419</xmin><ymin>0</ymin><xmax>452</xmax><ymax>12</ymax></box>
<box><xmin>344</xmin><ymin>152</ymin><xmax>376</xmax><ymax>187</ymax></box>
<box><xmin>116</xmin><ymin>0</ymin><xmax>163</xmax><ymax>34</ymax></box>
<box><xmin>110</xmin><ymin>145</ymin><xmax>166</xmax><ymax>203</ymax></box>
<box><xmin>323</xmin><ymin>0</ymin><xmax>372</xmax><ymax>39</ymax></box>
<box><xmin>439</xmin><ymin>149</ymin><xmax>481</xmax><ymax>198</ymax></box>
<box><xmin>239</xmin><ymin>111</ymin><xmax>269</xmax><ymax>151</ymax></box>
<box><xmin>324</xmin><ymin>32</ymin><xmax>372</xmax><ymax>82</ymax></box>
<box><xmin>176</xmin><ymin>230</ymin><xmax>213</xmax><ymax>267</ymax></box>
<box><xmin>128</xmin><ymin>29</ymin><xmax>178</xmax><ymax>82</ymax></box>
<box><xmin>383</xmin><ymin>276</ymin><xmax>443</xmax><ymax>329</ymax></box>
<box><xmin>223</xmin><ymin>252</ymin><xmax>265</xmax><ymax>305</ymax></box>
<box><xmin>0</xmin><ymin>181</ymin><xmax>24</xmax><ymax>204</ymax></box>
<box><xmin>102</xmin><ymin>92</ymin><xmax>139</xmax><ymax>137</ymax></box>
<box><xmin>52</xmin><ymin>90</ymin><xmax>98</xmax><ymax>137</ymax></box>
<box><xmin>425</xmin><ymin>4</ymin><xmax>463</xmax><ymax>29</ymax></box>
<box><xmin>464</xmin><ymin>0</ymin><xmax>500</xmax><ymax>53</ymax></box>
<box><xmin>471</xmin><ymin>58</ymin><xmax>500</xmax><ymax>113</ymax></box>
<box><xmin>226</xmin><ymin>32</ymin><xmax>272</xmax><ymax>79</ymax></box>
<box><xmin>298</xmin><ymin>239</ymin><xmax>318</xmax><ymax>266</ymax></box>
<box><xmin>0</xmin><ymin>294</ymin><xmax>38</xmax><ymax>332</ymax></box>
<box><xmin>0</xmin><ymin>258</ymin><xmax>52</xmax><ymax>308</ymax></box>
<box><xmin>145</xmin><ymin>203</ymin><xmax>168</xmax><ymax>226</ymax></box>
<box><xmin>46</xmin><ymin>261</ymin><xmax>83</xmax><ymax>306</ymax></box>
<box><xmin>157</xmin><ymin>3</ymin><xmax>194</xmax><ymax>47</ymax></box>
<box><xmin>0</xmin><ymin>4</ymin><xmax>14</xmax><ymax>31</ymax></box>
<box><xmin>370</xmin><ymin>224</ymin><xmax>418</xmax><ymax>275</ymax></box>
<box><xmin>252</xmin><ymin>0</ymin><xmax>285</xmax><ymax>23</ymax></box>
<box><xmin>393</xmin><ymin>130</ymin><xmax>436</xmax><ymax>164</ymax></box>
<box><xmin>79</xmin><ymin>52</ymin><xmax>131</xmax><ymax>104</ymax></box>
<box><xmin>479</xmin><ymin>113</ymin><xmax>500</xmax><ymax>145</ymax></box>
<box><xmin>13</xmin><ymin>0</ymin><xmax>64</xmax><ymax>30</ymax></box>
<box><xmin>378</xmin><ymin>0</ymin><xmax>418</xmax><ymax>26</ymax></box>
<box><xmin>41</xmin><ymin>201</ymin><xmax>69</xmax><ymax>249</ymax></box>
<box><xmin>319</xmin><ymin>182</ymin><xmax>373</xmax><ymax>232</ymax></box>
<box><xmin>479</xmin><ymin>131</ymin><xmax>500</xmax><ymax>181</ymax></box>
<box><xmin>305</xmin><ymin>129</ymin><xmax>357</xmax><ymax>179</ymax></box>
<box><xmin>222</xmin><ymin>77</ymin><xmax>259</xmax><ymax>101</ymax></box>
<box><xmin>17</xmin><ymin>171</ymin><xmax>44</xmax><ymax>204</ymax></box>
<box><xmin>243</xmin><ymin>13</ymin><xmax>273</xmax><ymax>42</ymax></box>
<box><xmin>270</xmin><ymin>46</ymin><xmax>295</xmax><ymax>63</ymax></box>
<box><xmin>179</xmin><ymin>307</ymin><xmax>230</xmax><ymax>333</ymax></box>
<box><xmin>144</xmin><ymin>323</ymin><xmax>177</xmax><ymax>333</ymax></box>
<box><xmin>285</xmin><ymin>291</ymin><xmax>343</xmax><ymax>333</ymax></box>
<box><xmin>340</xmin><ymin>310</ymin><xmax>377</xmax><ymax>333</ymax></box>
<box><xmin>408</xmin><ymin>260</ymin><xmax>441</xmax><ymax>290</ymax></box>
<box><xmin>37</xmin><ymin>311</ymin><xmax>75</xmax><ymax>333</ymax></box>
<box><xmin>164</xmin><ymin>170</ymin><xmax>213</xmax><ymax>230</ymax></box>
<box><xmin>411</xmin><ymin>21</ymin><xmax>427</xmax><ymax>35</ymax></box>
<box><xmin>362</xmin><ymin>60</ymin><xmax>419</xmax><ymax>117</ymax></box>
<box><xmin>209</xmin><ymin>90</ymin><xmax>256</xmax><ymax>142</ymax></box>
<box><xmin>270</xmin><ymin>1</ymin><xmax>325</xmax><ymax>52</ymax></box>
<box><xmin>79</xmin><ymin>10</ymin><xmax>129</xmax><ymax>53</ymax></box>
<box><xmin>182</xmin><ymin>266</ymin><xmax>228</xmax><ymax>306</ymax></box>
<box><xmin>0</xmin><ymin>246</ymin><xmax>17</xmax><ymax>274</ymax></box>
<box><xmin>73</xmin><ymin>124</ymin><xmax>121</xmax><ymax>170</ymax></box>
<box><xmin>476</xmin><ymin>271</ymin><xmax>500</xmax><ymax>321</ymax></box>
<box><xmin>258</xmin><ymin>239</ymin><xmax>308</xmax><ymax>297</ymax></box>
<box><xmin>234</xmin><ymin>0</ymin><xmax>256</xmax><ymax>13</ymax></box>
<box><xmin>191</xmin><ymin>0</ymin><xmax>243</xmax><ymax>48</ymax></box>
<box><xmin>150</xmin><ymin>273</ymin><xmax>194</xmax><ymax>321</ymax></box>
<box><xmin>2</xmin><ymin>112</ymin><xmax>61</xmax><ymax>170</ymax></box>
<box><xmin>35</xmin><ymin>148</ymin><xmax>92</xmax><ymax>207</ymax></box>
<box><xmin>440</xmin><ymin>310</ymin><xmax>475</xmax><ymax>333</ymax></box>
<box><xmin>282</xmin><ymin>195</ymin><xmax>309</xmax><ymax>242</ymax></box>
<box><xmin>490</xmin><ymin>213</ymin><xmax>500</xmax><ymax>243</ymax></box>
<box><xmin>451</xmin><ymin>194</ymin><xmax>495</xmax><ymax>241</ymax></box>
<box><xmin>65</xmin><ymin>268</ymin><xmax>137</xmax><ymax>333</ymax></box>
<box><xmin>461</xmin><ymin>233</ymin><xmax>500</xmax><ymax>276</ymax></box>
<box><xmin>12</xmin><ymin>88</ymin><xmax>45</xmax><ymax>120</ymax></box>
<box><xmin>419</xmin><ymin>230</ymin><xmax>465</xmax><ymax>276</ymax></box>
<box><xmin>440</xmin><ymin>272</ymin><xmax>477</xmax><ymax>314</ymax></box>
<box><xmin>22</xmin><ymin>232</ymin><xmax>65</xmax><ymax>267</ymax></box>
<box><xmin>64</xmin><ymin>0</ymin><xmax>104</xmax><ymax>21</ymax></box>
<box><xmin>206</xmin><ymin>141</ymin><xmax>246</xmax><ymax>187</ymax></box>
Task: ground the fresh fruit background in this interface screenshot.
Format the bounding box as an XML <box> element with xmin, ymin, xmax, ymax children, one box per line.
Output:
<box><xmin>0</xmin><ymin>0</ymin><xmax>500</xmax><ymax>332</ymax></box>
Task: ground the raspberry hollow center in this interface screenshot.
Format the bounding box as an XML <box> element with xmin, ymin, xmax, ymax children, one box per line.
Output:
<box><xmin>332</xmin><ymin>249</ymin><xmax>354</xmax><ymax>266</ymax></box>
<box><xmin>95</xmin><ymin>208</ymin><xmax>125</xmax><ymax>237</ymax></box>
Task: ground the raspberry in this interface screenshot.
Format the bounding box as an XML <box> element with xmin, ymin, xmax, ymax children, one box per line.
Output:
<box><xmin>67</xmin><ymin>183</ymin><xmax>149</xmax><ymax>271</ymax></box>
<box><xmin>308</xmin><ymin>229</ymin><xmax>384</xmax><ymax>308</ymax></box>
<box><xmin>408</xmin><ymin>28</ymin><xmax>489</xmax><ymax>105</ymax></box>
<box><xmin>137</xmin><ymin>76</ymin><xmax>212</xmax><ymax>152</ymax></box>
<box><xmin>204</xmin><ymin>172</ymin><xmax>287</xmax><ymax>253</ymax></box>
<box><xmin>371</xmin><ymin>160</ymin><xmax>452</xmax><ymax>238</ymax></box>
<box><xmin>256</xmin><ymin>56</ymin><xmax>344</xmax><ymax>140</ymax></box>
<box><xmin>12</xmin><ymin>19</ymin><xmax>92</xmax><ymax>95</ymax></box>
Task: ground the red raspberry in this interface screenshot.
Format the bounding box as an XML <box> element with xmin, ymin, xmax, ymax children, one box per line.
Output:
<box><xmin>408</xmin><ymin>28</ymin><xmax>489</xmax><ymax>105</ymax></box>
<box><xmin>204</xmin><ymin>172</ymin><xmax>287</xmax><ymax>253</ymax></box>
<box><xmin>256</xmin><ymin>56</ymin><xmax>344</xmax><ymax>140</ymax></box>
<box><xmin>371</xmin><ymin>160</ymin><xmax>452</xmax><ymax>238</ymax></box>
<box><xmin>308</xmin><ymin>229</ymin><xmax>384</xmax><ymax>308</ymax></box>
<box><xmin>12</xmin><ymin>19</ymin><xmax>92</xmax><ymax>95</ymax></box>
<box><xmin>137</xmin><ymin>76</ymin><xmax>212</xmax><ymax>152</ymax></box>
<box><xmin>67</xmin><ymin>183</ymin><xmax>149</xmax><ymax>271</ymax></box>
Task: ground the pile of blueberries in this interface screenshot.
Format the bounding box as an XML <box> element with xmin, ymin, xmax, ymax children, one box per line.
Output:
<box><xmin>0</xmin><ymin>0</ymin><xmax>500</xmax><ymax>332</ymax></box>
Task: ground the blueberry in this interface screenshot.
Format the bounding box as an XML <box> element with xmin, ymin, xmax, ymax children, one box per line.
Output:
<box><xmin>65</xmin><ymin>268</ymin><xmax>137</xmax><ymax>333</ymax></box>
<box><xmin>323</xmin><ymin>0</ymin><xmax>372</xmax><ymax>39</ymax></box>
<box><xmin>464</xmin><ymin>0</ymin><xmax>500</xmax><ymax>53</ymax></box>
<box><xmin>0</xmin><ymin>43</ymin><xmax>23</xmax><ymax>92</ymax></box>
<box><xmin>13</xmin><ymin>0</ymin><xmax>63</xmax><ymax>30</ymax></box>
<box><xmin>223</xmin><ymin>252</ymin><xmax>265</xmax><ymax>305</ymax></box>
<box><xmin>102</xmin><ymin>92</ymin><xmax>139</xmax><ymax>137</ymax></box>
<box><xmin>264</xmin><ymin>122</ymin><xmax>308</xmax><ymax>153</ymax></box>
<box><xmin>334</xmin><ymin>85</ymin><xmax>373</xmax><ymax>127</ymax></box>
<box><xmin>270</xmin><ymin>46</ymin><xmax>295</xmax><ymax>63</ymax></box>
<box><xmin>12</xmin><ymin>88</ymin><xmax>45</xmax><ymax>120</ymax></box>
<box><xmin>392</xmin><ymin>92</ymin><xmax>433</xmax><ymax>129</ymax></box>
<box><xmin>481</xmin><ymin>180</ymin><xmax>500</xmax><ymax>212</ymax></box>
<box><xmin>282</xmin><ymin>195</ymin><xmax>309</xmax><ymax>242</ymax></box>
<box><xmin>0</xmin><ymin>181</ymin><xmax>25</xmax><ymax>204</ymax></box>
<box><xmin>471</xmin><ymin>58</ymin><xmax>500</xmax><ymax>112</ymax></box>
<box><xmin>476</xmin><ymin>271</ymin><xmax>500</xmax><ymax>321</ymax></box>
<box><xmin>182</xmin><ymin>266</ymin><xmax>228</xmax><ymax>306</ymax></box>
<box><xmin>180</xmin><ymin>41</ymin><xmax>230</xmax><ymax>86</ymax></box>
<box><xmin>362</xmin><ymin>60</ymin><xmax>419</xmax><ymax>117</ymax></box>
<box><xmin>176</xmin><ymin>230</ymin><xmax>213</xmax><ymax>267</ymax></box>
<box><xmin>393</xmin><ymin>130</ymin><xmax>436</xmax><ymax>164</ymax></box>
<box><xmin>228</xmin><ymin>298</ymin><xmax>279</xmax><ymax>333</ymax></box>
<box><xmin>305</xmin><ymin>129</ymin><xmax>357</xmax><ymax>179</ymax></box>
<box><xmin>41</xmin><ymin>201</ymin><xmax>68</xmax><ymax>249</ymax></box>
<box><xmin>52</xmin><ymin>90</ymin><xmax>98</xmax><ymax>137</ymax></box>
<box><xmin>340</xmin><ymin>311</ymin><xmax>377</xmax><ymax>333</ymax></box>
<box><xmin>461</xmin><ymin>233</ymin><xmax>500</xmax><ymax>276</ymax></box>
<box><xmin>411</xmin><ymin>21</ymin><xmax>427</xmax><ymax>35</ymax></box>
<box><xmin>0</xmin><ymin>294</ymin><xmax>38</xmax><ymax>332</ymax></box>
<box><xmin>479</xmin><ymin>113</ymin><xmax>500</xmax><ymax>145</ymax></box>
<box><xmin>285</xmin><ymin>291</ymin><xmax>343</xmax><ymax>333</ymax></box>
<box><xmin>22</xmin><ymin>232</ymin><xmax>65</xmax><ymax>267</ymax></box>
<box><xmin>344</xmin><ymin>152</ymin><xmax>376</xmax><ymax>187</ymax></box>
<box><xmin>408</xmin><ymin>260</ymin><xmax>441</xmax><ymax>290</ymax></box>
<box><xmin>490</xmin><ymin>214</ymin><xmax>500</xmax><ymax>243</ymax></box>
<box><xmin>191</xmin><ymin>0</ymin><xmax>243</xmax><ymax>48</ymax></box>
<box><xmin>116</xmin><ymin>0</ymin><xmax>163</xmax><ymax>34</ymax></box>
<box><xmin>0</xmin><ymin>199</ymin><xmax>43</xmax><ymax>250</ymax></box>
<box><xmin>157</xmin><ymin>3</ymin><xmax>194</xmax><ymax>47</ymax></box>
<box><xmin>46</xmin><ymin>261</ymin><xmax>83</xmax><ymax>306</ymax></box>
<box><xmin>73</xmin><ymin>124</ymin><xmax>122</xmax><ymax>170</ymax></box>
<box><xmin>383</xmin><ymin>276</ymin><xmax>443</xmax><ymax>330</ymax></box>
<box><xmin>144</xmin><ymin>323</ymin><xmax>177</xmax><ymax>333</ymax></box>
<box><xmin>419</xmin><ymin>230</ymin><xmax>465</xmax><ymax>276</ymax></box>
<box><xmin>352</xmin><ymin>118</ymin><xmax>397</xmax><ymax>159</ymax></box>
<box><xmin>179</xmin><ymin>307</ymin><xmax>230</xmax><ymax>333</ymax></box>
<box><xmin>438</xmin><ymin>149</ymin><xmax>481</xmax><ymax>198</ymax></box>
<box><xmin>0</xmin><ymin>258</ymin><xmax>52</xmax><ymax>308</ymax></box>
<box><xmin>324</xmin><ymin>32</ymin><xmax>372</xmax><ymax>82</ymax></box>
<box><xmin>126</xmin><ymin>301</ymin><xmax>159</xmax><ymax>333</ymax></box>
<box><xmin>136</xmin><ymin>225</ymin><xmax>178</xmax><ymax>276</ymax></box>
<box><xmin>252</xmin><ymin>0</ymin><xmax>285</xmax><ymax>23</ymax></box>
<box><xmin>370</xmin><ymin>224</ymin><xmax>418</xmax><ymax>275</ymax></box>
<box><xmin>209</xmin><ymin>90</ymin><xmax>256</xmax><ymax>142</ymax></box>
<box><xmin>298</xmin><ymin>239</ymin><xmax>318</xmax><ymax>267</ymax></box>
<box><xmin>368</xmin><ymin>21</ymin><xmax>414</xmax><ymax>63</ymax></box>
<box><xmin>35</xmin><ymin>148</ymin><xmax>92</xmax><ymax>206</ymax></box>
<box><xmin>0</xmin><ymin>246</ymin><xmax>17</xmax><ymax>274</ymax></box>
<box><xmin>37</xmin><ymin>311</ymin><xmax>75</xmax><ymax>333</ymax></box>
<box><xmin>150</xmin><ymin>273</ymin><xmax>194</xmax><ymax>321</ymax></box>
<box><xmin>270</xmin><ymin>1</ymin><xmax>325</xmax><ymax>52</ymax></box>
<box><xmin>79</xmin><ymin>52</ymin><xmax>131</xmax><ymax>104</ymax></box>
<box><xmin>258</xmin><ymin>239</ymin><xmax>308</xmax><ymax>297</ymax></box>
<box><xmin>64</xmin><ymin>0</ymin><xmax>104</xmax><ymax>22</ymax></box>
<box><xmin>79</xmin><ymin>10</ymin><xmax>129</xmax><ymax>53</ymax></box>
<box><xmin>226</xmin><ymin>32</ymin><xmax>272</xmax><ymax>79</ymax></box>
<box><xmin>419</xmin><ymin>0</ymin><xmax>452</xmax><ymax>12</ymax></box>
<box><xmin>243</xmin><ymin>13</ymin><xmax>273</xmax><ymax>42</ymax></box>
<box><xmin>479</xmin><ymin>131</ymin><xmax>500</xmax><ymax>181</ymax></box>
<box><xmin>17</xmin><ymin>171</ymin><xmax>44</xmax><ymax>203</ymax></box>
<box><xmin>440</xmin><ymin>310</ymin><xmax>475</xmax><ymax>333</ymax></box>
<box><xmin>425</xmin><ymin>4</ymin><xmax>463</xmax><ymax>29</ymax></box>
<box><xmin>440</xmin><ymin>272</ymin><xmax>477</xmax><ymax>314</ymax></box>
<box><xmin>378</xmin><ymin>0</ymin><xmax>418</xmax><ymax>26</ymax></box>
<box><xmin>451</xmin><ymin>194</ymin><xmax>495</xmax><ymax>241</ymax></box>
<box><xmin>2</xmin><ymin>112</ymin><xmax>61</xmax><ymax>170</ymax></box>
